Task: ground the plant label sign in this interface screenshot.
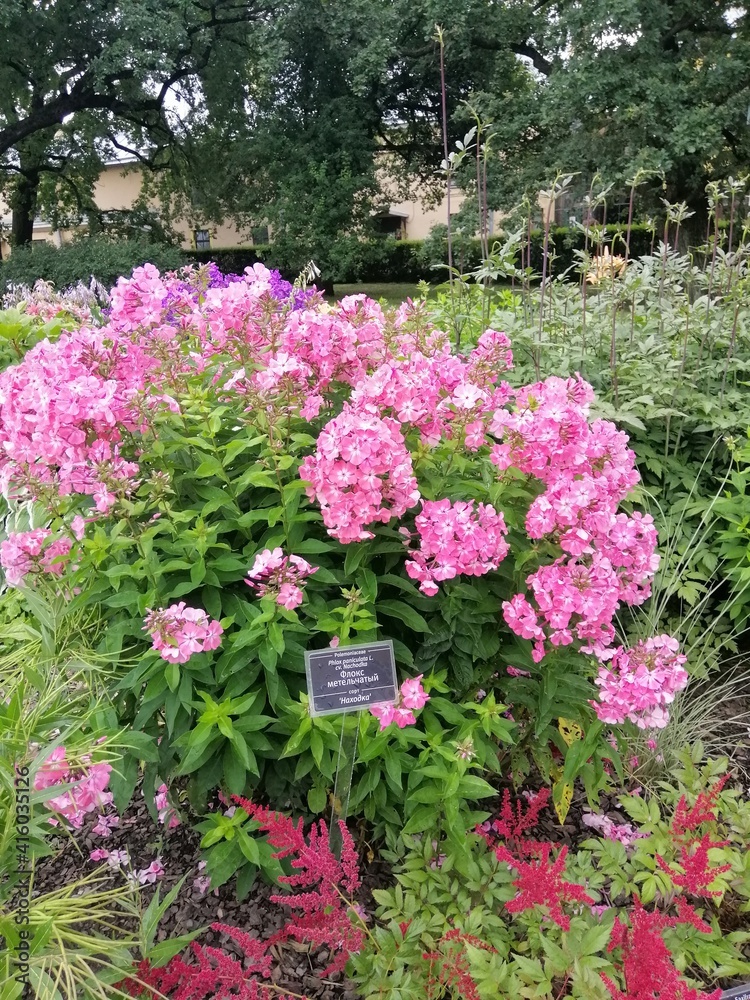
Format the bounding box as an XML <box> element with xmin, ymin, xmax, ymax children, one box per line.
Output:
<box><xmin>305</xmin><ymin>640</ymin><xmax>398</xmax><ymax>717</ymax></box>
<box><xmin>721</xmin><ymin>986</ymin><xmax>750</xmax><ymax>1000</ymax></box>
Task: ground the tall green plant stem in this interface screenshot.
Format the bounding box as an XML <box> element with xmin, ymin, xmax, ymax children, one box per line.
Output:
<box><xmin>435</xmin><ymin>27</ymin><xmax>454</xmax><ymax>312</ymax></box>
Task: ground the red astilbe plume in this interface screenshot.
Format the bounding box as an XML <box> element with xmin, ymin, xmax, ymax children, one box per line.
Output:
<box><xmin>671</xmin><ymin>774</ymin><xmax>729</xmax><ymax>841</ymax></box>
<box><xmin>232</xmin><ymin>795</ymin><xmax>363</xmax><ymax>974</ymax></box>
<box><xmin>116</xmin><ymin>928</ymin><xmax>297</xmax><ymax>1000</ymax></box>
<box><xmin>495</xmin><ymin>841</ymin><xmax>594</xmax><ymax>930</ymax></box>
<box><xmin>656</xmin><ymin>834</ymin><xmax>732</xmax><ymax>898</ymax></box>
<box><xmin>422</xmin><ymin>928</ymin><xmax>496</xmax><ymax>1000</ymax></box>
<box><xmin>476</xmin><ymin>787</ymin><xmax>551</xmax><ymax>852</ymax></box>
<box><xmin>601</xmin><ymin>898</ymin><xmax>721</xmax><ymax>1000</ymax></box>
<box><xmin>674</xmin><ymin>896</ymin><xmax>713</xmax><ymax>934</ymax></box>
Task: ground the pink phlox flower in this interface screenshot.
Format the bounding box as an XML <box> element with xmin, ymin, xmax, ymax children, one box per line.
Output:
<box><xmin>581</xmin><ymin>811</ymin><xmax>645</xmax><ymax>849</ymax></box>
<box><xmin>400</xmin><ymin>674</ymin><xmax>429</xmax><ymax>710</ymax></box>
<box><xmin>593</xmin><ymin>635</ymin><xmax>688</xmax><ymax>729</ymax></box>
<box><xmin>143</xmin><ymin>603</ymin><xmax>223</xmax><ymax>664</ymax></box>
<box><xmin>92</xmin><ymin>812</ymin><xmax>120</xmax><ymax>837</ymax></box>
<box><xmin>0</xmin><ymin>529</ymin><xmax>73</xmax><ymax>587</ymax></box>
<box><xmin>34</xmin><ymin>748</ymin><xmax>113</xmax><ymax>828</ymax></box>
<box><xmin>369</xmin><ymin>675</ymin><xmax>429</xmax><ymax>729</ymax></box>
<box><xmin>300</xmin><ymin>405</ymin><xmax>419</xmax><ymax>543</ymax></box>
<box><xmin>245</xmin><ymin>547</ymin><xmax>317</xmax><ymax>610</ymax></box>
<box><xmin>131</xmin><ymin>858</ymin><xmax>165</xmax><ymax>885</ymax></box>
<box><xmin>404</xmin><ymin>498</ymin><xmax>509</xmax><ymax>595</ymax></box>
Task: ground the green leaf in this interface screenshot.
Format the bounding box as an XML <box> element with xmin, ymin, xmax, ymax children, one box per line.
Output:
<box><xmin>310</xmin><ymin>729</ymin><xmax>324</xmax><ymax>767</ymax></box>
<box><xmin>114</xmin><ymin>730</ymin><xmax>159</xmax><ymax>762</ymax></box>
<box><xmin>165</xmin><ymin>661</ymin><xmax>180</xmax><ymax>692</ymax></box>
<box><xmin>204</xmin><ymin>838</ymin><xmax>245</xmax><ymax>889</ymax></box>
<box><xmin>376</xmin><ymin>600</ymin><xmax>430</xmax><ymax>632</ymax></box>
<box><xmin>223</xmin><ymin>743</ymin><xmax>247</xmax><ymax>795</ymax></box>
<box><xmin>194</xmin><ymin>456</ymin><xmax>226</xmax><ymax>479</ymax></box>
<box><xmin>147</xmin><ymin>928</ymin><xmax>205</xmax><ymax>967</ymax></box>
<box><xmin>457</xmin><ymin>774</ymin><xmax>496</xmax><ymax>800</ymax></box>
<box><xmin>238</xmin><ymin>830</ymin><xmax>261</xmax><ymax>865</ymax></box>
<box><xmin>268</xmin><ymin>621</ymin><xmax>285</xmax><ymax>655</ymax></box>
<box><xmin>402</xmin><ymin>804</ymin><xmax>441</xmax><ymax>835</ymax></box>
<box><xmin>307</xmin><ymin>785</ymin><xmax>327</xmax><ymax>813</ymax></box>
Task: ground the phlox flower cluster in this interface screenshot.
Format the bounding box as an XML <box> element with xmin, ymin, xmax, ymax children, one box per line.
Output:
<box><xmin>245</xmin><ymin>547</ymin><xmax>317</xmax><ymax>610</ymax></box>
<box><xmin>299</xmin><ymin>406</ymin><xmax>420</xmax><ymax>543</ymax></box>
<box><xmin>593</xmin><ymin>635</ymin><xmax>688</xmax><ymax>729</ymax></box>
<box><xmin>277</xmin><ymin>297</ymin><xmax>386</xmax><ymax>392</ymax></box>
<box><xmin>349</xmin><ymin>328</ymin><xmax>512</xmax><ymax>450</ymax></box>
<box><xmin>143</xmin><ymin>602</ymin><xmax>223</xmax><ymax>664</ymax></box>
<box><xmin>403</xmin><ymin>498</ymin><xmax>509</xmax><ymax>596</ymax></box>
<box><xmin>369</xmin><ymin>674</ymin><xmax>429</xmax><ymax>730</ymax></box>
<box><xmin>33</xmin><ymin>746</ymin><xmax>114</xmax><ymax>829</ymax></box>
<box><xmin>0</xmin><ymin>327</ymin><xmax>147</xmax><ymax>509</ymax></box>
<box><xmin>0</xmin><ymin>528</ymin><xmax>72</xmax><ymax>587</ymax></box>
<box><xmin>494</xmin><ymin>376</ymin><xmax>659</xmax><ymax>661</ymax></box>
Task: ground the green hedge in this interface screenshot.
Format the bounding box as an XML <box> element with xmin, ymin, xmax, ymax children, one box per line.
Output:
<box><xmin>0</xmin><ymin>236</ymin><xmax>185</xmax><ymax>293</ymax></box>
<box><xmin>0</xmin><ymin>224</ymin><xmax>661</xmax><ymax>293</ymax></box>
<box><xmin>190</xmin><ymin>225</ymin><xmax>657</xmax><ymax>284</ymax></box>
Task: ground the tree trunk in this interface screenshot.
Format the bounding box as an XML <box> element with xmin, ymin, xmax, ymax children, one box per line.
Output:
<box><xmin>10</xmin><ymin>160</ymin><xmax>41</xmax><ymax>246</ymax></box>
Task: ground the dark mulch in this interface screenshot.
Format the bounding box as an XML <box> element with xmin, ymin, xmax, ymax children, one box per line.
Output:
<box><xmin>31</xmin><ymin>792</ymin><xmax>389</xmax><ymax>999</ymax></box>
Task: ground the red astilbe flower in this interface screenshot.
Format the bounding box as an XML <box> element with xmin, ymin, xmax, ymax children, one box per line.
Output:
<box><xmin>656</xmin><ymin>834</ymin><xmax>731</xmax><ymax>898</ymax></box>
<box><xmin>601</xmin><ymin>898</ymin><xmax>721</xmax><ymax>1000</ymax></box>
<box><xmin>671</xmin><ymin>774</ymin><xmax>729</xmax><ymax>841</ymax></box>
<box><xmin>674</xmin><ymin>896</ymin><xmax>713</xmax><ymax>934</ymax></box>
<box><xmin>422</xmin><ymin>928</ymin><xmax>496</xmax><ymax>1000</ymax></box>
<box><xmin>495</xmin><ymin>842</ymin><xmax>594</xmax><ymax>930</ymax></box>
<box><xmin>232</xmin><ymin>795</ymin><xmax>363</xmax><ymax>974</ymax></box>
<box><xmin>476</xmin><ymin>787</ymin><xmax>551</xmax><ymax>853</ymax></box>
<box><xmin>117</xmin><ymin>926</ymin><xmax>297</xmax><ymax>999</ymax></box>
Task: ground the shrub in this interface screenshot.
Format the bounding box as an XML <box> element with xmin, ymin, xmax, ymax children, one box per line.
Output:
<box><xmin>0</xmin><ymin>262</ymin><xmax>680</xmax><ymax>850</ymax></box>
<box><xmin>0</xmin><ymin>237</ymin><xmax>185</xmax><ymax>293</ymax></box>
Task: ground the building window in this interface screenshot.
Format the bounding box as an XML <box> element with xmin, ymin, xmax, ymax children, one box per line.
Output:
<box><xmin>374</xmin><ymin>214</ymin><xmax>406</xmax><ymax>239</ymax></box>
<box><xmin>194</xmin><ymin>229</ymin><xmax>211</xmax><ymax>250</ymax></box>
<box><xmin>251</xmin><ymin>225</ymin><xmax>270</xmax><ymax>245</ymax></box>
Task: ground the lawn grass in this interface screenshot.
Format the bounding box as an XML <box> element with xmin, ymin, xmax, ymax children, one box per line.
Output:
<box><xmin>332</xmin><ymin>282</ymin><xmax>438</xmax><ymax>304</ymax></box>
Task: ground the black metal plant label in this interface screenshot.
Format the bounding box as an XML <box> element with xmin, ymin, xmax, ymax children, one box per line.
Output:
<box><xmin>304</xmin><ymin>640</ymin><xmax>398</xmax><ymax>717</ymax></box>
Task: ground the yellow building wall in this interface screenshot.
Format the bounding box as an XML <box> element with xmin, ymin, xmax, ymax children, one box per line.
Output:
<box><xmin>1</xmin><ymin>161</ymin><xmax>532</xmax><ymax>261</ymax></box>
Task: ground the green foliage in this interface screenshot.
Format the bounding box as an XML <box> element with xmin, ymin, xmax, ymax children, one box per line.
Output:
<box><xmin>192</xmin><ymin>225</ymin><xmax>655</xmax><ymax>285</ymax></box>
<box><xmin>194</xmin><ymin>805</ymin><xmax>284</xmax><ymax>898</ymax></box>
<box><xmin>58</xmin><ymin>358</ymin><xmax>539</xmax><ymax>839</ymax></box>
<box><xmin>714</xmin><ymin>432</ymin><xmax>750</xmax><ymax>625</ymax></box>
<box><xmin>426</xmin><ymin>231</ymin><xmax>750</xmax><ymax>664</ymax></box>
<box><xmin>0</xmin><ymin>238</ymin><xmax>185</xmax><ymax>293</ymax></box>
<box><xmin>350</xmin><ymin>747</ymin><xmax>750</xmax><ymax>999</ymax></box>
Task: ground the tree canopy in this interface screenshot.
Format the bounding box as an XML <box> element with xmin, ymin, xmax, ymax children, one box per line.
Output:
<box><xmin>0</xmin><ymin>0</ymin><xmax>265</xmax><ymax>244</ymax></box>
<box><xmin>2</xmin><ymin>0</ymin><xmax>748</xmax><ymax>251</ymax></box>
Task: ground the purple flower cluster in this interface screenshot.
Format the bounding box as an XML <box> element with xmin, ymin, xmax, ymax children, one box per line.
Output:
<box><xmin>208</xmin><ymin>262</ymin><xmax>314</xmax><ymax>310</ymax></box>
